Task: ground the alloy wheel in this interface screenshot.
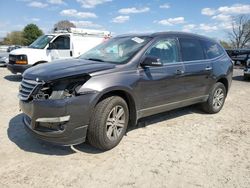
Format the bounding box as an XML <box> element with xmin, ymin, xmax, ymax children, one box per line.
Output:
<box><xmin>106</xmin><ymin>105</ymin><xmax>126</xmax><ymax>141</ymax></box>
<box><xmin>212</xmin><ymin>88</ymin><xmax>224</xmax><ymax>110</ymax></box>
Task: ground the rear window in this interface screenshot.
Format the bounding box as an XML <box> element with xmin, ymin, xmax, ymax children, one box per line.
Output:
<box><xmin>201</xmin><ymin>40</ymin><xmax>224</xmax><ymax>59</ymax></box>
<box><xmin>179</xmin><ymin>38</ymin><xmax>205</xmax><ymax>61</ymax></box>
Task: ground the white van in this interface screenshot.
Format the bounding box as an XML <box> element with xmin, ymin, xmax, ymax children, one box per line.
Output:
<box><xmin>7</xmin><ymin>28</ymin><xmax>111</xmax><ymax>74</ymax></box>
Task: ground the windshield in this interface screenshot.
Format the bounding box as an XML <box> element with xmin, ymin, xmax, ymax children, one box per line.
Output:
<box><xmin>79</xmin><ymin>36</ymin><xmax>151</xmax><ymax>64</ymax></box>
<box><xmin>29</xmin><ymin>35</ymin><xmax>55</xmax><ymax>49</ymax></box>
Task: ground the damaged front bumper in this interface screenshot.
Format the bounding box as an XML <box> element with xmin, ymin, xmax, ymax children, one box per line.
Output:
<box><xmin>20</xmin><ymin>94</ymin><xmax>97</xmax><ymax>145</ymax></box>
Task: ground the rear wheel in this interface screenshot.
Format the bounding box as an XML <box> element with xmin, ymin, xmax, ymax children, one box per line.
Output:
<box><xmin>87</xmin><ymin>96</ymin><xmax>129</xmax><ymax>150</ymax></box>
<box><xmin>201</xmin><ymin>82</ymin><xmax>226</xmax><ymax>114</ymax></box>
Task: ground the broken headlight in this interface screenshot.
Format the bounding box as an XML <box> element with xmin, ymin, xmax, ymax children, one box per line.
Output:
<box><xmin>33</xmin><ymin>75</ymin><xmax>91</xmax><ymax>100</ymax></box>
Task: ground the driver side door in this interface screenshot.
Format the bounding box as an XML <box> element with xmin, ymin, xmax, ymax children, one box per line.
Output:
<box><xmin>137</xmin><ymin>38</ymin><xmax>186</xmax><ymax>117</ymax></box>
<box><xmin>47</xmin><ymin>35</ymin><xmax>71</xmax><ymax>61</ymax></box>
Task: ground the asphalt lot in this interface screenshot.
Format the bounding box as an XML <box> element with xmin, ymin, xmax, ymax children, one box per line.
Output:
<box><xmin>0</xmin><ymin>67</ymin><xmax>249</xmax><ymax>188</ymax></box>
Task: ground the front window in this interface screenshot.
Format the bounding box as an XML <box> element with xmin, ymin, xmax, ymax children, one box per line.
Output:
<box><xmin>79</xmin><ymin>36</ymin><xmax>151</xmax><ymax>64</ymax></box>
<box><xmin>50</xmin><ymin>35</ymin><xmax>70</xmax><ymax>50</ymax></box>
<box><xmin>145</xmin><ymin>39</ymin><xmax>179</xmax><ymax>64</ymax></box>
<box><xmin>29</xmin><ymin>35</ymin><xmax>55</xmax><ymax>49</ymax></box>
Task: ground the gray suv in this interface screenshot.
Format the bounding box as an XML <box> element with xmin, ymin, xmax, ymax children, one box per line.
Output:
<box><xmin>19</xmin><ymin>32</ymin><xmax>233</xmax><ymax>150</ymax></box>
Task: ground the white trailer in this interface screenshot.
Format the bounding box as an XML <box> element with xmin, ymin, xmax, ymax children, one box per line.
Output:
<box><xmin>7</xmin><ymin>28</ymin><xmax>111</xmax><ymax>74</ymax></box>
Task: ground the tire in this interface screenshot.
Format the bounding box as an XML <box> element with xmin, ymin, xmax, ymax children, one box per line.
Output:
<box><xmin>243</xmin><ymin>75</ymin><xmax>248</xmax><ymax>80</ymax></box>
<box><xmin>201</xmin><ymin>82</ymin><xmax>226</xmax><ymax>114</ymax></box>
<box><xmin>87</xmin><ymin>96</ymin><xmax>129</xmax><ymax>150</ymax></box>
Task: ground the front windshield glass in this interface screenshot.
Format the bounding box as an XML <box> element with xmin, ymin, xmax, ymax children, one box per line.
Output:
<box><xmin>29</xmin><ymin>35</ymin><xmax>55</xmax><ymax>49</ymax></box>
<box><xmin>79</xmin><ymin>36</ymin><xmax>151</xmax><ymax>64</ymax></box>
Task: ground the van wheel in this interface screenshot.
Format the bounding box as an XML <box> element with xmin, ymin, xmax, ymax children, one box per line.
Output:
<box><xmin>243</xmin><ymin>75</ymin><xmax>248</xmax><ymax>80</ymax></box>
<box><xmin>201</xmin><ymin>82</ymin><xmax>226</xmax><ymax>114</ymax></box>
<box><xmin>87</xmin><ymin>96</ymin><xmax>129</xmax><ymax>150</ymax></box>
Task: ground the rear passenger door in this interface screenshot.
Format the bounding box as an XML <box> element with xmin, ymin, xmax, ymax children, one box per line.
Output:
<box><xmin>179</xmin><ymin>37</ymin><xmax>213</xmax><ymax>98</ymax></box>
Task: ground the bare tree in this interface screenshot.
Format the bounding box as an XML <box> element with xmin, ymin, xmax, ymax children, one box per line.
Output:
<box><xmin>228</xmin><ymin>15</ymin><xmax>250</xmax><ymax>49</ymax></box>
<box><xmin>53</xmin><ymin>20</ymin><xmax>76</xmax><ymax>32</ymax></box>
<box><xmin>220</xmin><ymin>40</ymin><xmax>231</xmax><ymax>49</ymax></box>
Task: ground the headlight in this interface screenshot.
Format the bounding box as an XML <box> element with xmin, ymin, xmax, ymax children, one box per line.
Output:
<box><xmin>33</xmin><ymin>75</ymin><xmax>91</xmax><ymax>100</ymax></box>
<box><xmin>0</xmin><ymin>56</ymin><xmax>7</xmax><ymax>60</ymax></box>
<box><xmin>16</xmin><ymin>55</ymin><xmax>28</xmax><ymax>65</ymax></box>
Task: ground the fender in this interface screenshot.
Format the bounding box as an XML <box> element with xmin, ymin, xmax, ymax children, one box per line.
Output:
<box><xmin>82</xmin><ymin>85</ymin><xmax>139</xmax><ymax>126</ymax></box>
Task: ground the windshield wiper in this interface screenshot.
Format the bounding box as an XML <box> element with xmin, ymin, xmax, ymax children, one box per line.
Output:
<box><xmin>86</xmin><ymin>58</ymin><xmax>105</xmax><ymax>62</ymax></box>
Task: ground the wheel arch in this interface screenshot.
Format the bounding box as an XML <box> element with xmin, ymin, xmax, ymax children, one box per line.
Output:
<box><xmin>216</xmin><ymin>77</ymin><xmax>229</xmax><ymax>95</ymax></box>
<box><xmin>94</xmin><ymin>88</ymin><xmax>138</xmax><ymax>127</ymax></box>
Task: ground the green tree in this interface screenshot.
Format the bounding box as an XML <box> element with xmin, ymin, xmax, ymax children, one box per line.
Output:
<box><xmin>23</xmin><ymin>24</ymin><xmax>43</xmax><ymax>45</ymax></box>
<box><xmin>2</xmin><ymin>31</ymin><xmax>24</xmax><ymax>45</ymax></box>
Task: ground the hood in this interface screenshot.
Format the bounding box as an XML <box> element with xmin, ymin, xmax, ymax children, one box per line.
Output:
<box><xmin>23</xmin><ymin>58</ymin><xmax>116</xmax><ymax>81</ymax></box>
<box><xmin>10</xmin><ymin>47</ymin><xmax>43</xmax><ymax>55</ymax></box>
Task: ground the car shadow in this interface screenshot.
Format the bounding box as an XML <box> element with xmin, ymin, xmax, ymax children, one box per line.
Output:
<box><xmin>4</xmin><ymin>74</ymin><xmax>22</xmax><ymax>82</ymax></box>
<box><xmin>127</xmin><ymin>105</ymin><xmax>205</xmax><ymax>132</ymax></box>
<box><xmin>8</xmin><ymin>113</ymin><xmax>103</xmax><ymax>155</ymax></box>
<box><xmin>8</xmin><ymin>106</ymin><xmax>204</xmax><ymax>155</ymax></box>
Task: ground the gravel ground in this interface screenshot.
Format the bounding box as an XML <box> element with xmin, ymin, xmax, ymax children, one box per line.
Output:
<box><xmin>0</xmin><ymin>67</ymin><xmax>249</xmax><ymax>188</ymax></box>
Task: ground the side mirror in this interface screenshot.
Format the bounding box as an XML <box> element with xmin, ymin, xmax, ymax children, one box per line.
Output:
<box><xmin>47</xmin><ymin>43</ymin><xmax>53</xmax><ymax>50</ymax></box>
<box><xmin>141</xmin><ymin>56</ymin><xmax>163</xmax><ymax>67</ymax></box>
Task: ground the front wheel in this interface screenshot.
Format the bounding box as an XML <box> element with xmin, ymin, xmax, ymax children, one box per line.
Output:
<box><xmin>87</xmin><ymin>96</ymin><xmax>129</xmax><ymax>150</ymax></box>
<box><xmin>243</xmin><ymin>74</ymin><xmax>249</xmax><ymax>80</ymax></box>
<box><xmin>201</xmin><ymin>82</ymin><xmax>226</xmax><ymax>114</ymax></box>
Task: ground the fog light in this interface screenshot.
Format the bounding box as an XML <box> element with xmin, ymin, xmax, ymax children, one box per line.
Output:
<box><xmin>36</xmin><ymin>115</ymin><xmax>70</xmax><ymax>123</ymax></box>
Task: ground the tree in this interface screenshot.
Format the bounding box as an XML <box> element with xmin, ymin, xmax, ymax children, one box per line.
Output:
<box><xmin>53</xmin><ymin>20</ymin><xmax>76</xmax><ymax>32</ymax></box>
<box><xmin>1</xmin><ymin>31</ymin><xmax>24</xmax><ymax>45</ymax></box>
<box><xmin>23</xmin><ymin>24</ymin><xmax>43</xmax><ymax>45</ymax></box>
<box><xmin>220</xmin><ymin>40</ymin><xmax>232</xmax><ymax>49</ymax></box>
<box><xmin>228</xmin><ymin>15</ymin><xmax>250</xmax><ymax>49</ymax></box>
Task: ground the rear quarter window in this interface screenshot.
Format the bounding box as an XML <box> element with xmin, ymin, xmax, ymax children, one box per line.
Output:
<box><xmin>201</xmin><ymin>40</ymin><xmax>224</xmax><ymax>59</ymax></box>
<box><xmin>179</xmin><ymin>38</ymin><xmax>205</xmax><ymax>61</ymax></box>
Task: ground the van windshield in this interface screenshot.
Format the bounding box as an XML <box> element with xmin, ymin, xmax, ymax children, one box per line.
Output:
<box><xmin>29</xmin><ymin>35</ymin><xmax>55</xmax><ymax>49</ymax></box>
<box><xmin>79</xmin><ymin>36</ymin><xmax>151</xmax><ymax>64</ymax></box>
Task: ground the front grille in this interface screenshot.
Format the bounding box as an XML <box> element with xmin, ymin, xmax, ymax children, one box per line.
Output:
<box><xmin>9</xmin><ymin>54</ymin><xmax>17</xmax><ymax>64</ymax></box>
<box><xmin>19</xmin><ymin>79</ymin><xmax>41</xmax><ymax>101</ymax></box>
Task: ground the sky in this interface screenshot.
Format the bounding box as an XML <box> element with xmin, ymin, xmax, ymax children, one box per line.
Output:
<box><xmin>0</xmin><ymin>0</ymin><xmax>249</xmax><ymax>40</ymax></box>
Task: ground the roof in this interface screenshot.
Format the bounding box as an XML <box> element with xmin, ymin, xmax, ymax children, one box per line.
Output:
<box><xmin>116</xmin><ymin>31</ymin><xmax>214</xmax><ymax>42</ymax></box>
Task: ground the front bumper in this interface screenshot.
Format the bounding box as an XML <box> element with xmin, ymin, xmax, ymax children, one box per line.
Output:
<box><xmin>0</xmin><ymin>61</ymin><xmax>7</xmax><ymax>67</ymax></box>
<box><xmin>7</xmin><ymin>64</ymin><xmax>31</xmax><ymax>74</ymax></box>
<box><xmin>20</xmin><ymin>94</ymin><xmax>97</xmax><ymax>145</ymax></box>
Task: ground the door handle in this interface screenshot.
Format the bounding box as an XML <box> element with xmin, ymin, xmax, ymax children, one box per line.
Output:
<box><xmin>176</xmin><ymin>69</ymin><xmax>184</xmax><ymax>75</ymax></box>
<box><xmin>205</xmin><ymin>66</ymin><xmax>212</xmax><ymax>71</ymax></box>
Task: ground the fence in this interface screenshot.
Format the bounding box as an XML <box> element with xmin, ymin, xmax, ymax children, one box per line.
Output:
<box><xmin>0</xmin><ymin>45</ymin><xmax>9</xmax><ymax>52</ymax></box>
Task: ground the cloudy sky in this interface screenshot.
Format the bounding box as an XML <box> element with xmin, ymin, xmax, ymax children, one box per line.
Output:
<box><xmin>0</xmin><ymin>0</ymin><xmax>249</xmax><ymax>40</ymax></box>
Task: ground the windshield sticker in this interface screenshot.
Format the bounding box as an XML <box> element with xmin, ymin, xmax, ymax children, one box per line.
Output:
<box><xmin>131</xmin><ymin>37</ymin><xmax>145</xmax><ymax>44</ymax></box>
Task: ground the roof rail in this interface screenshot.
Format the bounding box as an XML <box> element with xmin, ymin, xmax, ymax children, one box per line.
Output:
<box><xmin>54</xmin><ymin>28</ymin><xmax>111</xmax><ymax>37</ymax></box>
